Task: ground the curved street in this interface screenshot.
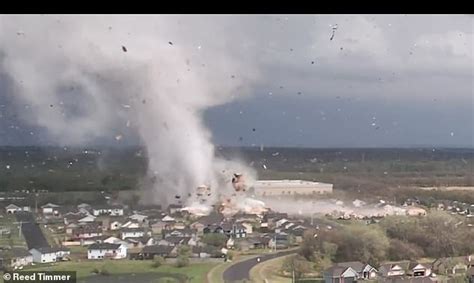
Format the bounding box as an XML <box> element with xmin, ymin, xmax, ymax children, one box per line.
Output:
<box><xmin>223</xmin><ymin>249</ymin><xmax>296</xmax><ymax>283</ymax></box>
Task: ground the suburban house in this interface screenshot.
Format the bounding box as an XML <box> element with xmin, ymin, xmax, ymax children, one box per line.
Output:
<box><xmin>221</xmin><ymin>222</ymin><xmax>247</xmax><ymax>238</ymax></box>
<box><xmin>129</xmin><ymin>213</ymin><xmax>148</xmax><ymax>224</ymax></box>
<box><xmin>5</xmin><ymin>204</ymin><xmax>30</xmax><ymax>214</ymax></box>
<box><xmin>29</xmin><ymin>247</ymin><xmax>69</xmax><ymax>263</ymax></box>
<box><xmin>71</xmin><ymin>224</ymin><xmax>103</xmax><ymax>240</ymax></box>
<box><xmin>41</xmin><ymin>203</ymin><xmax>60</xmax><ymax>215</ymax></box>
<box><xmin>103</xmin><ymin>236</ymin><xmax>129</xmax><ymax>247</ymax></box>
<box><xmin>150</xmin><ymin>220</ymin><xmax>168</xmax><ymax>234</ymax></box>
<box><xmin>379</xmin><ymin>263</ymin><xmax>407</xmax><ymax>277</ymax></box>
<box><xmin>432</xmin><ymin>256</ymin><xmax>473</xmax><ymax>275</ymax></box>
<box><xmin>268</xmin><ymin>234</ymin><xmax>289</xmax><ymax>250</ymax></box>
<box><xmin>191</xmin><ymin>212</ymin><xmax>225</xmax><ymax>234</ymax></box>
<box><xmin>407</xmin><ymin>262</ymin><xmax>432</xmax><ymax>277</ymax></box>
<box><xmin>120</xmin><ymin>228</ymin><xmax>146</xmax><ymax>240</ymax></box>
<box><xmin>324</xmin><ymin>265</ymin><xmax>359</xmax><ymax>283</ymax></box>
<box><xmin>87</xmin><ymin>243</ymin><xmax>127</xmax><ymax>260</ymax></box>
<box><xmin>125</xmin><ymin>236</ymin><xmax>155</xmax><ymax>249</ymax></box>
<box><xmin>0</xmin><ymin>248</ymin><xmax>33</xmax><ymax>268</ymax></box>
<box><xmin>157</xmin><ymin>236</ymin><xmax>192</xmax><ymax>247</ymax></box>
<box><xmin>141</xmin><ymin>245</ymin><xmax>177</xmax><ymax>259</ymax></box>
<box><xmin>78</xmin><ymin>215</ymin><xmax>96</xmax><ymax>223</ymax></box>
<box><xmin>163</xmin><ymin>228</ymin><xmax>197</xmax><ymax>238</ymax></box>
<box><xmin>92</xmin><ymin>205</ymin><xmax>124</xmax><ymax>216</ymax></box>
<box><xmin>120</xmin><ymin>220</ymin><xmax>141</xmax><ymax>229</ymax></box>
<box><xmin>335</xmin><ymin>262</ymin><xmax>378</xmax><ymax>280</ymax></box>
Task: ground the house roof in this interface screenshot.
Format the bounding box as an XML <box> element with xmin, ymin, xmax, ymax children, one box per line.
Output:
<box><xmin>93</xmin><ymin>205</ymin><xmax>124</xmax><ymax>210</ymax></box>
<box><xmin>125</xmin><ymin>236</ymin><xmax>152</xmax><ymax>245</ymax></box>
<box><xmin>121</xmin><ymin>228</ymin><xmax>145</xmax><ymax>233</ymax></box>
<box><xmin>195</xmin><ymin>212</ymin><xmax>224</xmax><ymax>226</ymax></box>
<box><xmin>408</xmin><ymin>262</ymin><xmax>429</xmax><ymax>270</ymax></box>
<box><xmin>142</xmin><ymin>245</ymin><xmax>174</xmax><ymax>254</ymax></box>
<box><xmin>31</xmin><ymin>247</ymin><xmax>69</xmax><ymax>254</ymax></box>
<box><xmin>325</xmin><ymin>266</ymin><xmax>356</xmax><ymax>277</ymax></box>
<box><xmin>88</xmin><ymin>243</ymin><xmax>121</xmax><ymax>250</ymax></box>
<box><xmin>5</xmin><ymin>204</ymin><xmax>21</xmax><ymax>209</ymax></box>
<box><xmin>161</xmin><ymin>236</ymin><xmax>191</xmax><ymax>245</ymax></box>
<box><xmin>336</xmin><ymin>261</ymin><xmax>366</xmax><ymax>272</ymax></box>
<box><xmin>41</xmin><ymin>203</ymin><xmax>60</xmax><ymax>208</ymax></box>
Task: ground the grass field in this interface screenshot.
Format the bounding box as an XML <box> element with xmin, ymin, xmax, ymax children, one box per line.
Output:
<box><xmin>0</xmin><ymin>214</ymin><xmax>27</xmax><ymax>247</ymax></box>
<box><xmin>249</xmin><ymin>254</ymin><xmax>292</xmax><ymax>283</ymax></box>
<box><xmin>26</xmin><ymin>260</ymin><xmax>218</xmax><ymax>283</ymax></box>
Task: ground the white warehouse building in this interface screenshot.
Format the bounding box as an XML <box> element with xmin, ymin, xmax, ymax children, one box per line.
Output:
<box><xmin>251</xmin><ymin>180</ymin><xmax>333</xmax><ymax>196</ymax></box>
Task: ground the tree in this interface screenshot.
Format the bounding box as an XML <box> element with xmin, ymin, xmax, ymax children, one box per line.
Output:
<box><xmin>281</xmin><ymin>255</ymin><xmax>312</xmax><ymax>279</ymax></box>
<box><xmin>201</xmin><ymin>233</ymin><xmax>228</xmax><ymax>248</ymax></box>
<box><xmin>387</xmin><ymin>239</ymin><xmax>424</xmax><ymax>261</ymax></box>
<box><xmin>176</xmin><ymin>245</ymin><xmax>191</xmax><ymax>268</ymax></box>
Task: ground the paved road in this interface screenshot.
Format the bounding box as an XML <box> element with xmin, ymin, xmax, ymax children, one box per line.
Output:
<box><xmin>15</xmin><ymin>212</ymin><xmax>49</xmax><ymax>249</ymax></box>
<box><xmin>223</xmin><ymin>249</ymin><xmax>296</xmax><ymax>283</ymax></box>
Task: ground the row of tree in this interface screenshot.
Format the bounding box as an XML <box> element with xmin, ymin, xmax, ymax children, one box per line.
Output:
<box><xmin>299</xmin><ymin>211</ymin><xmax>474</xmax><ymax>268</ymax></box>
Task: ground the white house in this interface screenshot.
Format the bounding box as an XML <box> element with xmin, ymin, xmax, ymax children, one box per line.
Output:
<box><xmin>41</xmin><ymin>203</ymin><xmax>60</xmax><ymax>215</ymax></box>
<box><xmin>92</xmin><ymin>206</ymin><xmax>124</xmax><ymax>216</ymax></box>
<box><xmin>120</xmin><ymin>228</ymin><xmax>145</xmax><ymax>239</ymax></box>
<box><xmin>129</xmin><ymin>213</ymin><xmax>148</xmax><ymax>223</ymax></box>
<box><xmin>87</xmin><ymin>243</ymin><xmax>127</xmax><ymax>260</ymax></box>
<box><xmin>29</xmin><ymin>247</ymin><xmax>57</xmax><ymax>263</ymax></box>
<box><xmin>5</xmin><ymin>204</ymin><xmax>22</xmax><ymax>214</ymax></box>
<box><xmin>103</xmin><ymin>236</ymin><xmax>128</xmax><ymax>246</ymax></box>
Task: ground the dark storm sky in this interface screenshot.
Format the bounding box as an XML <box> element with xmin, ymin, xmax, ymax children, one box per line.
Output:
<box><xmin>0</xmin><ymin>15</ymin><xmax>473</xmax><ymax>148</ymax></box>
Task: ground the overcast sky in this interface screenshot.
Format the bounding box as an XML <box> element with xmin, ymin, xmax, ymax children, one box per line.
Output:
<box><xmin>0</xmin><ymin>14</ymin><xmax>473</xmax><ymax>148</ymax></box>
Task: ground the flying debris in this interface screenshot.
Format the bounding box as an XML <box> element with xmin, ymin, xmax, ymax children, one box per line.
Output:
<box><xmin>311</xmin><ymin>61</ymin><xmax>315</xmax><ymax>64</ymax></box>
<box><xmin>126</xmin><ymin>120</ymin><xmax>131</xmax><ymax>127</ymax></box>
<box><xmin>262</xmin><ymin>164</ymin><xmax>267</xmax><ymax>170</ymax></box>
<box><xmin>122</xmin><ymin>104</ymin><xmax>131</xmax><ymax>109</ymax></box>
<box><xmin>330</xmin><ymin>24</ymin><xmax>338</xmax><ymax>40</ymax></box>
<box><xmin>16</xmin><ymin>31</ymin><xmax>25</xmax><ymax>36</ymax></box>
<box><xmin>168</xmin><ymin>41</ymin><xmax>173</xmax><ymax>45</ymax></box>
<box><xmin>142</xmin><ymin>99</ymin><xmax>147</xmax><ymax>104</ymax></box>
<box><xmin>450</xmin><ymin>132</ymin><xmax>455</xmax><ymax>136</ymax></box>
<box><xmin>252</xmin><ymin>128</ymin><xmax>256</xmax><ymax>132</ymax></box>
<box><xmin>175</xmin><ymin>195</ymin><xmax>181</xmax><ymax>199</ymax></box>
<box><xmin>50</xmin><ymin>104</ymin><xmax>54</xmax><ymax>107</ymax></box>
<box><xmin>6</xmin><ymin>165</ymin><xmax>10</xmax><ymax>170</ymax></box>
<box><xmin>122</xmin><ymin>46</ymin><xmax>127</xmax><ymax>52</ymax></box>
<box><xmin>115</xmin><ymin>134</ymin><xmax>123</xmax><ymax>141</ymax></box>
<box><xmin>272</xmin><ymin>152</ymin><xmax>280</xmax><ymax>156</ymax></box>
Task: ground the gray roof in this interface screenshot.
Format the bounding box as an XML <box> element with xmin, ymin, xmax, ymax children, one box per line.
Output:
<box><xmin>142</xmin><ymin>245</ymin><xmax>174</xmax><ymax>254</ymax></box>
<box><xmin>336</xmin><ymin>261</ymin><xmax>366</xmax><ymax>273</ymax></box>
<box><xmin>325</xmin><ymin>266</ymin><xmax>353</xmax><ymax>277</ymax></box>
<box><xmin>88</xmin><ymin>243</ymin><xmax>121</xmax><ymax>250</ymax></box>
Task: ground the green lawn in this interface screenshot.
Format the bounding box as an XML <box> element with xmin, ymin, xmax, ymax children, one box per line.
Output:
<box><xmin>26</xmin><ymin>260</ymin><xmax>218</xmax><ymax>283</ymax></box>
